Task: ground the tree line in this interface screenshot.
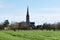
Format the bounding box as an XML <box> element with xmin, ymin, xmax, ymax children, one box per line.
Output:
<box><xmin>36</xmin><ymin>23</ymin><xmax>60</xmax><ymax>30</ymax></box>
<box><xmin>0</xmin><ymin>20</ymin><xmax>60</xmax><ymax>30</ymax></box>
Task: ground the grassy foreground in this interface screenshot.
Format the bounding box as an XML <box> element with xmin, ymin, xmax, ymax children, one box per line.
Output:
<box><xmin>0</xmin><ymin>30</ymin><xmax>60</xmax><ymax>40</ymax></box>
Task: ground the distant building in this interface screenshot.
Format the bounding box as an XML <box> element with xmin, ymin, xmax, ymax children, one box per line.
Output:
<box><xmin>18</xmin><ymin>6</ymin><xmax>35</xmax><ymax>29</ymax></box>
<box><xmin>26</xmin><ymin>6</ymin><xmax>35</xmax><ymax>28</ymax></box>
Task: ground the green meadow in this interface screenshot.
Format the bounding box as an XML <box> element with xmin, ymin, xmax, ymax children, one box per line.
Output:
<box><xmin>0</xmin><ymin>30</ymin><xmax>60</xmax><ymax>40</ymax></box>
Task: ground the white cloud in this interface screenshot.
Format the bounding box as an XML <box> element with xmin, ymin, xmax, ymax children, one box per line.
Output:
<box><xmin>30</xmin><ymin>13</ymin><xmax>60</xmax><ymax>25</ymax></box>
<box><xmin>0</xmin><ymin>10</ymin><xmax>26</xmax><ymax>23</ymax></box>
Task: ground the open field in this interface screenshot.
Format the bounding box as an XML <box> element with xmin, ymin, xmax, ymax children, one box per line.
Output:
<box><xmin>0</xmin><ymin>30</ymin><xmax>60</xmax><ymax>40</ymax></box>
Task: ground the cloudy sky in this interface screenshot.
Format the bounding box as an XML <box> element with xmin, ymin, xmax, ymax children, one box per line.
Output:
<box><xmin>0</xmin><ymin>0</ymin><xmax>60</xmax><ymax>25</ymax></box>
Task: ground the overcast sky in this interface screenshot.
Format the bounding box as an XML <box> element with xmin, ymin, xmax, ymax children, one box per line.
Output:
<box><xmin>0</xmin><ymin>0</ymin><xmax>60</xmax><ymax>25</ymax></box>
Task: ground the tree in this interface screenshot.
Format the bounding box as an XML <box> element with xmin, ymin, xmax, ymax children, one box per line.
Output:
<box><xmin>3</xmin><ymin>20</ymin><xmax>9</xmax><ymax>27</ymax></box>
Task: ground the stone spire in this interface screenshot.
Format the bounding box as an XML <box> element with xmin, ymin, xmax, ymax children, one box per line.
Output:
<box><xmin>26</xmin><ymin>6</ymin><xmax>30</xmax><ymax>24</ymax></box>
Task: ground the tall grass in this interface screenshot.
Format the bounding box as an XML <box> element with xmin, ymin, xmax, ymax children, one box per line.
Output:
<box><xmin>0</xmin><ymin>30</ymin><xmax>60</xmax><ymax>40</ymax></box>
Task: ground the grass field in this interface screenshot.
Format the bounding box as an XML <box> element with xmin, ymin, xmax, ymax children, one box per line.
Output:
<box><xmin>0</xmin><ymin>30</ymin><xmax>60</xmax><ymax>40</ymax></box>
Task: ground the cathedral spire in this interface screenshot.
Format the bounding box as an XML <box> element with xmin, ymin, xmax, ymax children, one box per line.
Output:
<box><xmin>26</xmin><ymin>6</ymin><xmax>30</xmax><ymax>24</ymax></box>
<box><xmin>27</xmin><ymin>6</ymin><xmax>29</xmax><ymax>16</ymax></box>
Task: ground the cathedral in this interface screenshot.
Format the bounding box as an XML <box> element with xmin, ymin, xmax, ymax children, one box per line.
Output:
<box><xmin>26</xmin><ymin>6</ymin><xmax>35</xmax><ymax>28</ymax></box>
<box><xmin>18</xmin><ymin>6</ymin><xmax>35</xmax><ymax>29</ymax></box>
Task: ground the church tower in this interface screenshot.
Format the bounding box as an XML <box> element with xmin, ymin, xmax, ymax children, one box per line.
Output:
<box><xmin>26</xmin><ymin>6</ymin><xmax>30</xmax><ymax>24</ymax></box>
